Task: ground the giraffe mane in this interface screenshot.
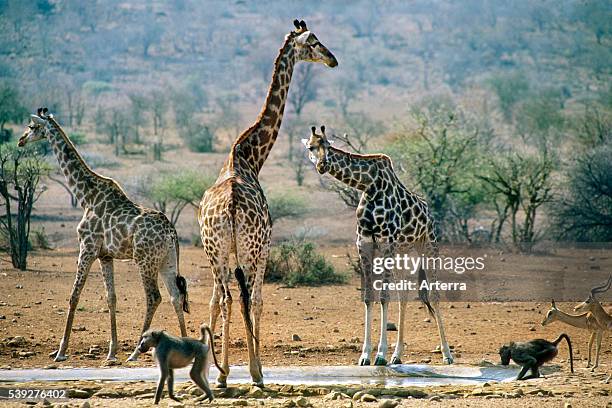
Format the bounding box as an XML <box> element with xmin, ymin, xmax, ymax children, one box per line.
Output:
<box><xmin>46</xmin><ymin>116</ymin><xmax>129</xmax><ymax>196</ymax></box>
<box><xmin>229</xmin><ymin>31</ymin><xmax>299</xmax><ymax>158</ymax></box>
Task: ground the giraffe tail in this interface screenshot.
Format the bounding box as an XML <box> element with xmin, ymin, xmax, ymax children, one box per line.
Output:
<box><xmin>172</xmin><ymin>235</ymin><xmax>190</xmax><ymax>314</ymax></box>
<box><xmin>234</xmin><ymin>266</ymin><xmax>258</xmax><ymax>344</ymax></box>
<box><xmin>418</xmin><ymin>266</ymin><xmax>434</xmax><ymax>317</ymax></box>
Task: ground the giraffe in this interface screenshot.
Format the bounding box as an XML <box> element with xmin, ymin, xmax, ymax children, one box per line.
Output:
<box><xmin>18</xmin><ymin>108</ymin><xmax>189</xmax><ymax>363</ymax></box>
<box><xmin>198</xmin><ymin>20</ymin><xmax>337</xmax><ymax>387</ymax></box>
<box><xmin>301</xmin><ymin>126</ymin><xmax>454</xmax><ymax>366</ymax></box>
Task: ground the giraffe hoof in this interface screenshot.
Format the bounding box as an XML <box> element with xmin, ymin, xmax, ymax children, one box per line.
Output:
<box><xmin>216</xmin><ymin>381</ymin><xmax>227</xmax><ymax>389</ymax></box>
<box><xmin>358</xmin><ymin>357</ymin><xmax>370</xmax><ymax>366</ymax></box>
<box><xmin>126</xmin><ymin>354</ymin><xmax>139</xmax><ymax>362</ymax></box>
<box><xmin>374</xmin><ymin>356</ymin><xmax>387</xmax><ymax>366</ymax></box>
<box><xmin>390</xmin><ymin>356</ymin><xmax>402</xmax><ymax>365</ymax></box>
<box><xmin>53</xmin><ymin>354</ymin><xmax>67</xmax><ymax>362</ymax></box>
<box><xmin>252</xmin><ymin>381</ymin><xmax>264</xmax><ymax>388</ymax></box>
<box><xmin>443</xmin><ymin>356</ymin><xmax>454</xmax><ymax>365</ymax></box>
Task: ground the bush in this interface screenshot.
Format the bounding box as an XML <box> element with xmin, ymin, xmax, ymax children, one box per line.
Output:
<box><xmin>552</xmin><ymin>145</ymin><xmax>612</xmax><ymax>241</ymax></box>
<box><xmin>68</xmin><ymin>132</ymin><xmax>87</xmax><ymax>145</ymax></box>
<box><xmin>267</xmin><ymin>192</ymin><xmax>307</xmax><ymax>222</ymax></box>
<box><xmin>266</xmin><ymin>242</ymin><xmax>347</xmax><ymax>286</ymax></box>
<box><xmin>181</xmin><ymin>125</ymin><xmax>215</xmax><ymax>153</ymax></box>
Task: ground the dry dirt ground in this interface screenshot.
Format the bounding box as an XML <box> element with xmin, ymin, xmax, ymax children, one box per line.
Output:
<box><xmin>0</xmin><ymin>248</ymin><xmax>610</xmax><ymax>407</ymax></box>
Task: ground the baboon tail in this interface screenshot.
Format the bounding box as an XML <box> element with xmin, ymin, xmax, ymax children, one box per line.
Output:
<box><xmin>234</xmin><ymin>266</ymin><xmax>258</xmax><ymax>345</ymax></box>
<box><xmin>554</xmin><ymin>333</ymin><xmax>573</xmax><ymax>373</ymax></box>
<box><xmin>418</xmin><ymin>266</ymin><xmax>435</xmax><ymax>317</ymax></box>
<box><xmin>173</xmin><ymin>235</ymin><xmax>189</xmax><ymax>314</ymax></box>
<box><xmin>200</xmin><ymin>324</ymin><xmax>226</xmax><ymax>375</ymax></box>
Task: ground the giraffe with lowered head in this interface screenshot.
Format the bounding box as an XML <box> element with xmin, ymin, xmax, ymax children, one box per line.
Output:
<box><xmin>18</xmin><ymin>108</ymin><xmax>189</xmax><ymax>362</ymax></box>
<box><xmin>302</xmin><ymin>126</ymin><xmax>454</xmax><ymax>366</ymax></box>
<box><xmin>198</xmin><ymin>20</ymin><xmax>337</xmax><ymax>387</ymax></box>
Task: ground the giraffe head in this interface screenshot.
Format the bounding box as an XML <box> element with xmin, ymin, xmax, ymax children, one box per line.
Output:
<box><xmin>302</xmin><ymin>125</ymin><xmax>332</xmax><ymax>174</ymax></box>
<box><xmin>18</xmin><ymin>107</ymin><xmax>52</xmax><ymax>147</ymax></box>
<box><xmin>291</xmin><ymin>19</ymin><xmax>338</xmax><ymax>68</ymax></box>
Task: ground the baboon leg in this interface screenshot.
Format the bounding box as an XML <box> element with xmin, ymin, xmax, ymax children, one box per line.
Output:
<box><xmin>516</xmin><ymin>356</ymin><xmax>538</xmax><ymax>380</ymax></box>
<box><xmin>99</xmin><ymin>257</ymin><xmax>118</xmax><ymax>361</ymax></box>
<box><xmin>155</xmin><ymin>366</ymin><xmax>168</xmax><ymax>404</ymax></box>
<box><xmin>191</xmin><ymin>355</ymin><xmax>214</xmax><ymax>402</ymax></box>
<box><xmin>167</xmin><ymin>369</ymin><xmax>179</xmax><ymax>401</ymax></box>
<box><xmin>391</xmin><ymin>301</ymin><xmax>407</xmax><ymax>364</ymax></box>
<box><xmin>128</xmin><ymin>260</ymin><xmax>162</xmax><ymax>361</ymax></box>
<box><xmin>160</xmin><ymin>253</ymin><xmax>187</xmax><ymax>337</ymax></box>
<box><xmin>51</xmin><ymin>245</ymin><xmax>96</xmax><ymax>362</ymax></box>
<box><xmin>587</xmin><ymin>332</ymin><xmax>595</xmax><ymax>368</ymax></box>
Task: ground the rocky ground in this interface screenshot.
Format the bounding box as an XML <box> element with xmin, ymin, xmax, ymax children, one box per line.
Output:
<box><xmin>0</xmin><ymin>369</ymin><xmax>610</xmax><ymax>407</ymax></box>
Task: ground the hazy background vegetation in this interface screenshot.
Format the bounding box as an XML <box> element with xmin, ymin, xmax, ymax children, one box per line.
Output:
<box><xmin>0</xmin><ymin>0</ymin><xmax>610</xmax><ymax>269</ymax></box>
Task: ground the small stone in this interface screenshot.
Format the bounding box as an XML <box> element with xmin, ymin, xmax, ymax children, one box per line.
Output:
<box><xmin>73</xmin><ymin>325</ymin><xmax>87</xmax><ymax>332</ymax></box>
<box><xmin>15</xmin><ymin>284</ymin><xmax>23</xmax><ymax>289</ymax></box>
<box><xmin>423</xmin><ymin>318</ymin><xmax>431</xmax><ymax>323</ymax></box>
<box><xmin>428</xmin><ymin>395</ymin><xmax>441</xmax><ymax>402</ymax></box>
<box><xmin>294</xmin><ymin>396</ymin><xmax>310</xmax><ymax>407</ymax></box>
<box><xmin>352</xmin><ymin>391</ymin><xmax>365</xmax><ymax>401</ymax></box>
<box><xmin>292</xmin><ymin>334</ymin><xmax>302</xmax><ymax>341</ymax></box>
<box><xmin>68</xmin><ymin>389</ymin><xmax>91</xmax><ymax>398</ymax></box>
<box><xmin>248</xmin><ymin>386</ymin><xmax>264</xmax><ymax>398</ymax></box>
<box><xmin>232</xmin><ymin>401</ymin><xmax>248</xmax><ymax>407</ymax></box>
<box><xmin>281</xmin><ymin>400</ymin><xmax>296</xmax><ymax>408</ymax></box>
<box><xmin>564</xmin><ymin>404</ymin><xmax>572</xmax><ymax>408</ymax></box>
<box><xmin>361</xmin><ymin>394</ymin><xmax>377</xmax><ymax>402</ymax></box>
<box><xmin>529</xmin><ymin>326</ymin><xmax>536</xmax><ymax>332</ymax></box>
<box><xmin>0</xmin><ymin>315</ymin><xmax>4</xmax><ymax>319</ymax></box>
<box><xmin>7</xmin><ymin>336</ymin><xmax>27</xmax><ymax>347</ymax></box>
<box><xmin>379</xmin><ymin>399</ymin><xmax>399</xmax><ymax>408</ymax></box>
<box><xmin>284</xmin><ymin>296</ymin><xmax>291</xmax><ymax>300</ymax></box>
<box><xmin>349</xmin><ymin>337</ymin><xmax>360</xmax><ymax>344</ymax></box>
<box><xmin>386</xmin><ymin>322</ymin><xmax>397</xmax><ymax>331</ymax></box>
<box><xmin>333</xmin><ymin>328</ymin><xmax>340</xmax><ymax>333</ymax></box>
<box><xmin>80</xmin><ymin>403</ymin><xmax>91</xmax><ymax>408</ymax></box>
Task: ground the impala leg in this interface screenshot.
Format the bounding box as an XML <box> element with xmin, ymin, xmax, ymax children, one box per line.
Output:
<box><xmin>587</xmin><ymin>331</ymin><xmax>595</xmax><ymax>368</ymax></box>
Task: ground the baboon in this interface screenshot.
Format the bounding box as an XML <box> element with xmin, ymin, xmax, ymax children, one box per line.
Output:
<box><xmin>138</xmin><ymin>324</ymin><xmax>226</xmax><ymax>404</ymax></box>
<box><xmin>499</xmin><ymin>333</ymin><xmax>574</xmax><ymax>380</ymax></box>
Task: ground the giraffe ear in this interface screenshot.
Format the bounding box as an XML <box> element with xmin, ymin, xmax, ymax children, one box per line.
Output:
<box><xmin>293</xmin><ymin>19</ymin><xmax>301</xmax><ymax>30</ymax></box>
<box><xmin>300</xmin><ymin>20</ymin><xmax>307</xmax><ymax>31</ymax></box>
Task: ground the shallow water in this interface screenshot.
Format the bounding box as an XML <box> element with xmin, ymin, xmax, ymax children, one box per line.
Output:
<box><xmin>0</xmin><ymin>364</ymin><xmax>523</xmax><ymax>386</ymax></box>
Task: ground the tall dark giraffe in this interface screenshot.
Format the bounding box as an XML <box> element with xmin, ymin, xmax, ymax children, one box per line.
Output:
<box><xmin>302</xmin><ymin>126</ymin><xmax>454</xmax><ymax>366</ymax></box>
<box><xmin>18</xmin><ymin>108</ymin><xmax>189</xmax><ymax>363</ymax></box>
<box><xmin>198</xmin><ymin>20</ymin><xmax>337</xmax><ymax>387</ymax></box>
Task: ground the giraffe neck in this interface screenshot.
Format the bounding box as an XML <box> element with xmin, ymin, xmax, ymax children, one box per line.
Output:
<box><xmin>230</xmin><ymin>33</ymin><xmax>298</xmax><ymax>176</ymax></box>
<box><xmin>326</xmin><ymin>147</ymin><xmax>388</xmax><ymax>191</ymax></box>
<box><xmin>46</xmin><ymin>119</ymin><xmax>107</xmax><ymax>208</ymax></box>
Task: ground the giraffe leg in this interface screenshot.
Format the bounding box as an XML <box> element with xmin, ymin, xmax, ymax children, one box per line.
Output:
<box><xmin>358</xmin><ymin>301</ymin><xmax>373</xmax><ymax>366</ymax></box>
<box><xmin>374</xmin><ymin>299</ymin><xmax>389</xmax><ymax>366</ymax></box>
<box><xmin>209</xmin><ymin>281</ymin><xmax>221</xmax><ymax>333</ymax></box>
<box><xmin>217</xmin><ymin>284</ymin><xmax>232</xmax><ymax>388</ymax></box>
<box><xmin>99</xmin><ymin>257</ymin><xmax>118</xmax><ymax>361</ymax></box>
<box><xmin>127</xmin><ymin>263</ymin><xmax>162</xmax><ymax>362</ymax></box>
<box><xmin>432</xmin><ymin>301</ymin><xmax>454</xmax><ymax>364</ymax></box>
<box><xmin>237</xmin><ymin>263</ymin><xmax>263</xmax><ymax>386</ymax></box>
<box><xmin>251</xmin><ymin>255</ymin><xmax>267</xmax><ymax>378</ymax></box>
<box><xmin>160</xmin><ymin>252</ymin><xmax>187</xmax><ymax>337</ymax></box>
<box><xmin>50</xmin><ymin>246</ymin><xmax>96</xmax><ymax>362</ymax></box>
<box><xmin>391</xmin><ymin>301</ymin><xmax>407</xmax><ymax>365</ymax></box>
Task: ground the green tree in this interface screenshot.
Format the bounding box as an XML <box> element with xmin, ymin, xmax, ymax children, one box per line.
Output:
<box><xmin>0</xmin><ymin>83</ymin><xmax>28</xmax><ymax>142</ymax></box>
<box><xmin>145</xmin><ymin>170</ymin><xmax>214</xmax><ymax>226</ymax></box>
<box><xmin>488</xmin><ymin>73</ymin><xmax>530</xmax><ymax>122</ymax></box>
<box><xmin>0</xmin><ymin>144</ymin><xmax>49</xmax><ymax>270</ymax></box>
